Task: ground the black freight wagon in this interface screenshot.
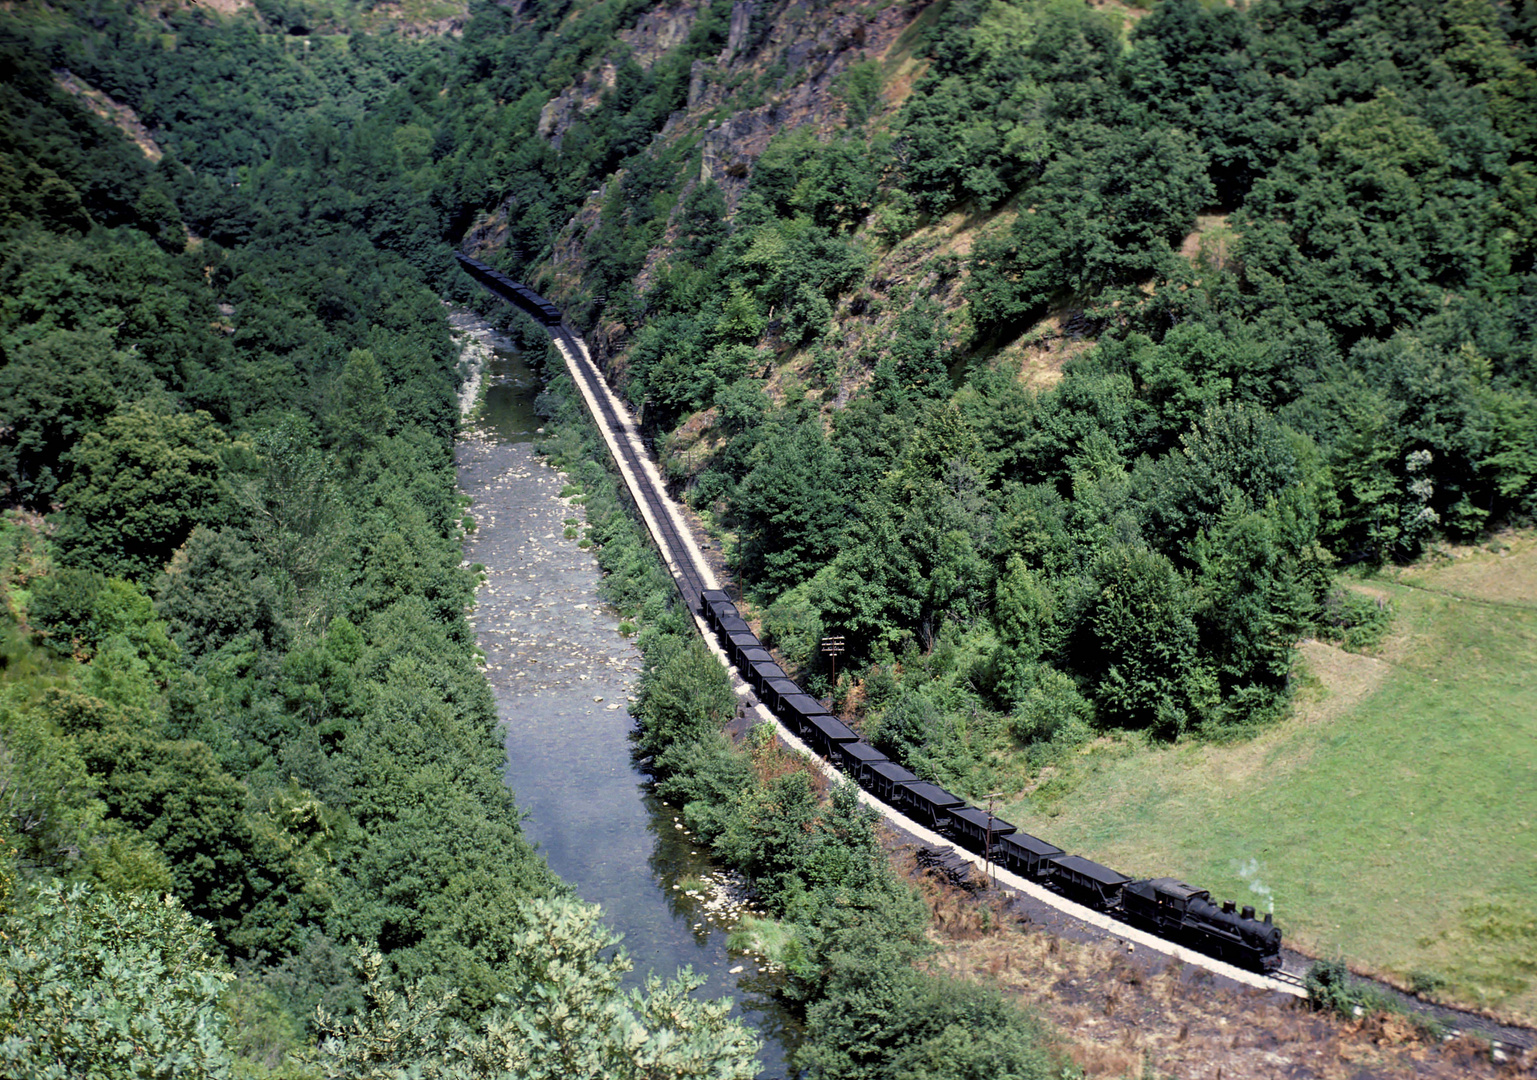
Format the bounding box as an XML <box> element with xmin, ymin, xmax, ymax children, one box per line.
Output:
<box><xmin>834</xmin><ymin>740</ymin><xmax>887</xmax><ymax>783</ymax></box>
<box><xmin>1047</xmin><ymin>854</ymin><xmax>1130</xmax><ymax>910</ymax></box>
<box><xmin>866</xmin><ymin>761</ymin><xmax>919</xmax><ymax>803</ymax></box>
<box><xmin>996</xmin><ymin>832</ymin><xmax>1064</xmax><ymax>879</ymax></box>
<box><xmin>760</xmin><ymin>677</ymin><xmax>803</xmax><ymax>715</ymax></box>
<box><xmin>949</xmin><ymin>807</ymin><xmax>1016</xmax><ymax>857</ymax></box>
<box><xmin>803</xmin><ymin>713</ymin><xmax>858</xmax><ymax>760</ymax></box>
<box><xmin>747</xmin><ymin>660</ymin><xmax>789</xmax><ymax>697</ymax></box>
<box><xmin>736</xmin><ymin>646</ymin><xmax>774</xmax><ymax>677</ymax></box>
<box><xmin>896</xmin><ymin>781</ymin><xmax>966</xmax><ymax>831</ymax></box>
<box><xmin>780</xmin><ymin>694</ymin><xmax>831</xmax><ymax>738</ymax></box>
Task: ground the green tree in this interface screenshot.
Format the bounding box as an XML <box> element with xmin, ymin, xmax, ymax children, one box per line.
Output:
<box><xmin>311</xmin><ymin>899</ymin><xmax>760</xmax><ymax>1080</ymax></box>
<box><xmin>993</xmin><ymin>555</ymin><xmax>1055</xmax><ymax>703</ymax></box>
<box><xmin>0</xmin><ymin>330</ymin><xmax>123</xmax><ymax>509</ymax></box>
<box><xmin>0</xmin><ymin>880</ymin><xmax>236</xmax><ymax>1080</ymax></box>
<box><xmin>155</xmin><ymin>527</ymin><xmax>284</xmax><ymax>660</ymax></box>
<box><xmin>0</xmin><ymin>690</ymin><xmax>172</xmax><ymax>892</ymax></box>
<box><xmin>735</xmin><ymin>418</ymin><xmax>849</xmax><ymax>597</ymax></box>
<box><xmin>1079</xmin><ymin>544</ymin><xmax>1214</xmax><ymax>737</ymax></box>
<box><xmin>55</xmin><ymin>407</ymin><xmax>230</xmax><ymax>583</ymax></box>
<box><xmin>633</xmin><ymin>635</ymin><xmax>737</xmax><ymax>770</ymax></box>
<box><xmin>1132</xmin><ymin>403</ymin><xmax>1302</xmax><ymax>560</ymax></box>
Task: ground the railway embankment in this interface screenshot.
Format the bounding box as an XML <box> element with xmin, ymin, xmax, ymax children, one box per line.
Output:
<box><xmin>545</xmin><ymin>319</ymin><xmax>1304</xmax><ymax>995</ymax></box>
<box><xmin>545</xmin><ymin>314</ymin><xmax>1537</xmax><ymax>1073</ymax></box>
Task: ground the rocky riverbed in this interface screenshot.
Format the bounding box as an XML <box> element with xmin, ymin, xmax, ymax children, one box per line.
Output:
<box><xmin>451</xmin><ymin>312</ymin><xmax>797</xmax><ymax>1075</ymax></box>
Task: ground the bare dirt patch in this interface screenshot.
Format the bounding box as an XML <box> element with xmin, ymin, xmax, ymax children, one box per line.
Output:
<box><xmin>1395</xmin><ymin>533</ymin><xmax>1537</xmax><ymax>608</ymax></box>
<box><xmin>1086</xmin><ymin>0</ymin><xmax>1153</xmax><ymax>24</ymax></box>
<box><xmin>979</xmin><ymin>308</ymin><xmax>1100</xmax><ymax>392</ymax></box>
<box><xmin>53</xmin><ymin>71</ymin><xmax>162</xmax><ymax>161</ymax></box>
<box><xmin>927</xmin><ymin>914</ymin><xmax>1531</xmax><ymax>1079</ymax></box>
<box><xmin>1292</xmin><ymin>638</ymin><xmax>1393</xmax><ymax>729</ymax></box>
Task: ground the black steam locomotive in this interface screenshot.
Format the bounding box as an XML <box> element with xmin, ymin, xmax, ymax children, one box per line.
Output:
<box><xmin>453</xmin><ymin>253</ymin><xmax>1283</xmax><ymax>976</ymax></box>
<box><xmin>700</xmin><ymin>589</ymin><xmax>1284</xmax><ymax>974</ymax></box>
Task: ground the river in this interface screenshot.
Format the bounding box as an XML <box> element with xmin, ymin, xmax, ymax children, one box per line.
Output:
<box><xmin>452</xmin><ymin>314</ymin><xmax>796</xmax><ymax>1075</ymax></box>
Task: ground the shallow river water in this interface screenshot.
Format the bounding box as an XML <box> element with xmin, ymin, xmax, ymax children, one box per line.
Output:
<box><xmin>453</xmin><ymin>316</ymin><xmax>795</xmax><ymax>1075</ymax></box>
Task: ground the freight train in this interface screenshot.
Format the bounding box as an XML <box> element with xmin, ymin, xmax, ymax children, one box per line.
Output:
<box><xmin>455</xmin><ymin>253</ymin><xmax>1284</xmax><ymax>976</ymax></box>
<box><xmin>700</xmin><ymin>589</ymin><xmax>1285</xmax><ymax>974</ymax></box>
<box><xmin>456</xmin><ymin>253</ymin><xmax>564</xmax><ymax>326</ymax></box>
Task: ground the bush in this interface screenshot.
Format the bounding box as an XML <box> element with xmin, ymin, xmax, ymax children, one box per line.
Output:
<box><xmin>1304</xmin><ymin>958</ymin><xmax>1400</xmax><ymax>1018</ymax></box>
<box><xmin>633</xmin><ymin>634</ymin><xmax>737</xmax><ymax>768</ymax></box>
<box><xmin>759</xmin><ymin>584</ymin><xmax>824</xmax><ymax>675</ymax></box>
<box><xmin>1317</xmin><ymin>586</ymin><xmax>1394</xmax><ymax>650</ymax></box>
<box><xmin>0</xmin><ymin>881</ymin><xmax>237</xmax><ymax>1079</ymax></box>
<box><xmin>1009</xmin><ymin>665</ymin><xmax>1095</xmax><ymax>749</ymax></box>
<box><xmin>869</xmin><ymin>687</ymin><xmax>942</xmax><ymax>769</ymax></box>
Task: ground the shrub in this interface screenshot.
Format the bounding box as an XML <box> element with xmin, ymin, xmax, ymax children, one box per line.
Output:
<box><xmin>1010</xmin><ymin>665</ymin><xmax>1095</xmax><ymax>748</ymax></box>
<box><xmin>1304</xmin><ymin>958</ymin><xmax>1400</xmax><ymax>1018</ymax></box>
<box><xmin>1317</xmin><ymin>586</ymin><xmax>1394</xmax><ymax>650</ymax></box>
<box><xmin>759</xmin><ymin>584</ymin><xmax>824</xmax><ymax>674</ymax></box>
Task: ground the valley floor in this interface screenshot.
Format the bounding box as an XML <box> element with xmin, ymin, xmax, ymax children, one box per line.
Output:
<box><xmin>996</xmin><ymin>533</ymin><xmax>1537</xmax><ymax>1026</ymax></box>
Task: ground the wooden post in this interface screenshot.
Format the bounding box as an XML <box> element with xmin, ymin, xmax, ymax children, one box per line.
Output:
<box><xmin>984</xmin><ymin>792</ymin><xmax>1003</xmax><ymax>888</ymax></box>
<box><xmin>819</xmin><ymin>636</ymin><xmax>845</xmax><ymax>708</ymax></box>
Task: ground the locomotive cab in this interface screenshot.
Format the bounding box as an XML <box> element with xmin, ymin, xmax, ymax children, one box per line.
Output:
<box><xmin>1123</xmin><ymin>877</ymin><xmax>1283</xmax><ymax>972</ymax></box>
<box><xmin>1121</xmin><ymin>877</ymin><xmax>1208</xmax><ymax>936</ymax></box>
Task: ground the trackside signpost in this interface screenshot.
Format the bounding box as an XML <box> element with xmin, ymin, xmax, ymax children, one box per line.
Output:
<box><xmin>820</xmin><ymin>636</ymin><xmax>845</xmax><ymax>706</ymax></box>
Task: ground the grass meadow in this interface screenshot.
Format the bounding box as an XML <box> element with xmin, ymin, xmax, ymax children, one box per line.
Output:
<box><xmin>998</xmin><ymin>533</ymin><xmax>1537</xmax><ymax>1022</ymax></box>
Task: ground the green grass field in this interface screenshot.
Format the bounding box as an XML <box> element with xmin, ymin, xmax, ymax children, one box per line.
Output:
<box><xmin>998</xmin><ymin>534</ymin><xmax>1537</xmax><ymax>1022</ymax></box>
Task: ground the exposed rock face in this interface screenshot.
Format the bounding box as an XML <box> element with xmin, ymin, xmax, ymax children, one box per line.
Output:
<box><xmin>53</xmin><ymin>70</ymin><xmax>163</xmax><ymax>162</ymax></box>
<box><xmin>538</xmin><ymin>62</ymin><xmax>618</xmax><ymax>144</ymax></box>
<box><xmin>497</xmin><ymin>0</ymin><xmax>926</xmax><ymax>365</ymax></box>
<box><xmin>685</xmin><ymin>2</ymin><xmax>913</xmax><ymax>202</ymax></box>
<box><xmin>688</xmin><ymin>58</ymin><xmax>710</xmax><ymax>108</ymax></box>
<box><xmin>719</xmin><ymin>0</ymin><xmax>753</xmax><ymax>60</ymax></box>
<box><xmin>539</xmin><ymin>2</ymin><xmax>700</xmax><ymax>144</ymax></box>
<box><xmin>620</xmin><ymin>3</ymin><xmax>699</xmax><ymax>66</ymax></box>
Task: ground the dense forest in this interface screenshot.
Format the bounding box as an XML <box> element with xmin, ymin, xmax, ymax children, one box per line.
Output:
<box><xmin>423</xmin><ymin>0</ymin><xmax>1534</xmax><ymax>793</ymax></box>
<box><xmin>2</xmin><ymin>0</ymin><xmax>1535</xmax><ymax>1073</ymax></box>
<box><xmin>568</xmin><ymin>0</ymin><xmax>1537</xmax><ymax>760</ymax></box>
<box><xmin>0</xmin><ymin>4</ymin><xmax>759</xmax><ymax>1076</ymax></box>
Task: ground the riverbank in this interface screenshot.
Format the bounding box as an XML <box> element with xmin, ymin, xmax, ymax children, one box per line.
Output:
<box><xmin>450</xmin><ymin>309</ymin><xmax>497</xmax><ymax>419</ymax></box>
<box><xmin>452</xmin><ymin>316</ymin><xmax>795</xmax><ymax>1074</ymax></box>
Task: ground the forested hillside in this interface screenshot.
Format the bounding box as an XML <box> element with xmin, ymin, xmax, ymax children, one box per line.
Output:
<box><xmin>3</xmin><ymin>0</ymin><xmax>1536</xmax><ymax>1072</ymax></box>
<box><xmin>0</xmin><ymin>4</ymin><xmax>757</xmax><ymax>1075</ymax></box>
<box><xmin>500</xmin><ymin>0</ymin><xmax>1537</xmax><ymax>746</ymax></box>
<box><xmin>426</xmin><ymin>0</ymin><xmax>1537</xmax><ymax>1019</ymax></box>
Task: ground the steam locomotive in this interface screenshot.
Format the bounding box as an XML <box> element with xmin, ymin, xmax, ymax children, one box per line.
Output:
<box><xmin>453</xmin><ymin>251</ymin><xmax>1283</xmax><ymax>976</ymax></box>
<box><xmin>701</xmin><ymin>588</ymin><xmax>1284</xmax><ymax>974</ymax></box>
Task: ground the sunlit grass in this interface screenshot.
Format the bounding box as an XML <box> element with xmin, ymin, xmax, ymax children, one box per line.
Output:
<box><xmin>726</xmin><ymin>914</ymin><xmax>801</xmax><ymax>967</ymax></box>
<box><xmin>998</xmin><ymin>534</ymin><xmax>1537</xmax><ymax>1022</ymax></box>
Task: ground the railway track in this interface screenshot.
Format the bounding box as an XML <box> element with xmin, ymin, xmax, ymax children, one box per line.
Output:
<box><xmin>1271</xmin><ymin>970</ymin><xmax>1308</xmax><ymax>991</ymax></box>
<box><xmin>463</xmin><ymin>269</ymin><xmax>1537</xmax><ymax>1054</ymax></box>
<box><xmin>448</xmin><ymin>282</ymin><xmax>1302</xmax><ymax>997</ymax></box>
<box><xmin>548</xmin><ymin>323</ymin><xmax>710</xmax><ymax>612</ymax></box>
<box><xmin>527</xmin><ymin>315</ymin><xmax>1310</xmax><ymax>999</ymax></box>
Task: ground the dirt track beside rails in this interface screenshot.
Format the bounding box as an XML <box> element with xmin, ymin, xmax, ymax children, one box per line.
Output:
<box><xmin>549</xmin><ymin>317</ymin><xmax>1536</xmax><ymax>1078</ymax></box>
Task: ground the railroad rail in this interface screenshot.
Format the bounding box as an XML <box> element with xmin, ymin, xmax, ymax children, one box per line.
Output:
<box><xmin>548</xmin><ymin>324</ymin><xmax>712</xmax><ymax>613</ymax></box>
<box><xmin>461</xmin><ymin>260</ymin><xmax>1309</xmax><ymax>1000</ymax></box>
